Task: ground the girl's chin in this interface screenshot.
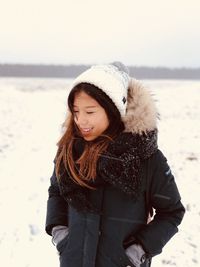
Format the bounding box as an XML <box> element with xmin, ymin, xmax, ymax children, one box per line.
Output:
<box><xmin>78</xmin><ymin>128</ymin><xmax>101</xmax><ymax>141</ymax></box>
<box><xmin>82</xmin><ymin>135</ymin><xmax>96</xmax><ymax>141</ymax></box>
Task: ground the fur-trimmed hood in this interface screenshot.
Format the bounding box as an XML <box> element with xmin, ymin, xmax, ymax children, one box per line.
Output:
<box><xmin>123</xmin><ymin>78</ymin><xmax>158</xmax><ymax>134</ymax></box>
<box><xmin>63</xmin><ymin>78</ymin><xmax>158</xmax><ymax>135</ymax></box>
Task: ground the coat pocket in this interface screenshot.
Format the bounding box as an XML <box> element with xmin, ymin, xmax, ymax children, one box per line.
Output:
<box><xmin>110</xmin><ymin>246</ymin><xmax>136</xmax><ymax>267</ymax></box>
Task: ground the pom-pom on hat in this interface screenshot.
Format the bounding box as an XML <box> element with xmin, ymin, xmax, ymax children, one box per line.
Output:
<box><xmin>69</xmin><ymin>61</ymin><xmax>130</xmax><ymax>116</ymax></box>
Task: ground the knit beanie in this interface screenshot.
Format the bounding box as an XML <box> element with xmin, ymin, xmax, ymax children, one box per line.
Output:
<box><xmin>69</xmin><ymin>62</ymin><xmax>130</xmax><ymax>116</ymax></box>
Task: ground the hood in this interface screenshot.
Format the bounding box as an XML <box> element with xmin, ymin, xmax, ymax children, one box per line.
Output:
<box><xmin>63</xmin><ymin>78</ymin><xmax>158</xmax><ymax>135</ymax></box>
<box><xmin>123</xmin><ymin>78</ymin><xmax>158</xmax><ymax>135</ymax></box>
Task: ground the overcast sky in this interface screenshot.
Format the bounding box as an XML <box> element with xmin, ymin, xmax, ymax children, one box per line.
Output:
<box><xmin>0</xmin><ymin>0</ymin><xmax>200</xmax><ymax>67</ymax></box>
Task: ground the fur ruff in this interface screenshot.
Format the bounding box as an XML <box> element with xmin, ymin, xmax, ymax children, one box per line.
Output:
<box><xmin>123</xmin><ymin>78</ymin><xmax>158</xmax><ymax>134</ymax></box>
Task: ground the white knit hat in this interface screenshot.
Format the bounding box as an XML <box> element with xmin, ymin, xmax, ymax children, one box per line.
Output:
<box><xmin>69</xmin><ymin>62</ymin><xmax>130</xmax><ymax>116</ymax></box>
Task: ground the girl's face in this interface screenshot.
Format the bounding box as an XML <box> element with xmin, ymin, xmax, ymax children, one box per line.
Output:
<box><xmin>73</xmin><ymin>91</ymin><xmax>110</xmax><ymax>141</ymax></box>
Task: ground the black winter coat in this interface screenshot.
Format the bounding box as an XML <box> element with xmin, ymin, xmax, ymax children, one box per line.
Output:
<box><xmin>45</xmin><ymin>79</ymin><xmax>185</xmax><ymax>267</ymax></box>
<box><xmin>46</xmin><ymin>149</ymin><xmax>185</xmax><ymax>267</ymax></box>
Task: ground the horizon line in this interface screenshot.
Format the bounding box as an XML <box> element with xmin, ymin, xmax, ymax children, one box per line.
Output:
<box><xmin>0</xmin><ymin>62</ymin><xmax>200</xmax><ymax>69</ymax></box>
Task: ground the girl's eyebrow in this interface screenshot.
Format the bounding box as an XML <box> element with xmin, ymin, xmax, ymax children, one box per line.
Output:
<box><xmin>73</xmin><ymin>105</ymin><xmax>97</xmax><ymax>108</ymax></box>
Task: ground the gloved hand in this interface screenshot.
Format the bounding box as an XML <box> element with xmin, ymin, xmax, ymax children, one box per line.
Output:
<box><xmin>125</xmin><ymin>243</ymin><xmax>146</xmax><ymax>267</ymax></box>
<box><xmin>51</xmin><ymin>225</ymin><xmax>69</xmax><ymax>246</ymax></box>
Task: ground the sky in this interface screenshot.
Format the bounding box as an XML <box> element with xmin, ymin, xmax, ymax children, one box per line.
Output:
<box><xmin>0</xmin><ymin>0</ymin><xmax>200</xmax><ymax>67</ymax></box>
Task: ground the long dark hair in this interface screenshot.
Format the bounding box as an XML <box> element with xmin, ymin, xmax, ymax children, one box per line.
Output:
<box><xmin>55</xmin><ymin>83</ymin><xmax>124</xmax><ymax>188</ymax></box>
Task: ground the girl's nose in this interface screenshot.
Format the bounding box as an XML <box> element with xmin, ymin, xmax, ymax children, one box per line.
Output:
<box><xmin>76</xmin><ymin>113</ymin><xmax>88</xmax><ymax>125</ymax></box>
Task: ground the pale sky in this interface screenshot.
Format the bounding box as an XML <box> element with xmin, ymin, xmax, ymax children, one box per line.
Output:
<box><xmin>0</xmin><ymin>0</ymin><xmax>200</xmax><ymax>67</ymax></box>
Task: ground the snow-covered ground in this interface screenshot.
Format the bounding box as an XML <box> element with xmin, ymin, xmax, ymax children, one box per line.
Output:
<box><xmin>0</xmin><ymin>78</ymin><xmax>199</xmax><ymax>267</ymax></box>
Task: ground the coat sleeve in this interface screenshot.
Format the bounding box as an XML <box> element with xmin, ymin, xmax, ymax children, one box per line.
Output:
<box><xmin>45</xmin><ymin>164</ymin><xmax>68</xmax><ymax>236</ymax></box>
<box><xmin>135</xmin><ymin>150</ymin><xmax>185</xmax><ymax>257</ymax></box>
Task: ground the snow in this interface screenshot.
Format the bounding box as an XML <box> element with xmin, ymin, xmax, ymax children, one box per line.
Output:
<box><xmin>0</xmin><ymin>77</ymin><xmax>199</xmax><ymax>267</ymax></box>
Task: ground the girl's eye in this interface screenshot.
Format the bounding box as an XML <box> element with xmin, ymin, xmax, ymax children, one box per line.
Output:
<box><xmin>73</xmin><ymin>111</ymin><xmax>95</xmax><ymax>115</ymax></box>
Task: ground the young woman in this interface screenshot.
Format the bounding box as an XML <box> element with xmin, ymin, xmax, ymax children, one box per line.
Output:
<box><xmin>45</xmin><ymin>62</ymin><xmax>185</xmax><ymax>267</ymax></box>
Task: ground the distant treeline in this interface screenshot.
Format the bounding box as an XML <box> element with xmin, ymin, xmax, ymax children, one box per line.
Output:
<box><xmin>0</xmin><ymin>64</ymin><xmax>200</xmax><ymax>79</ymax></box>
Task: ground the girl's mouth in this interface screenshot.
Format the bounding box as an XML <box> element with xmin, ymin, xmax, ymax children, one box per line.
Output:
<box><xmin>80</xmin><ymin>127</ymin><xmax>93</xmax><ymax>134</ymax></box>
